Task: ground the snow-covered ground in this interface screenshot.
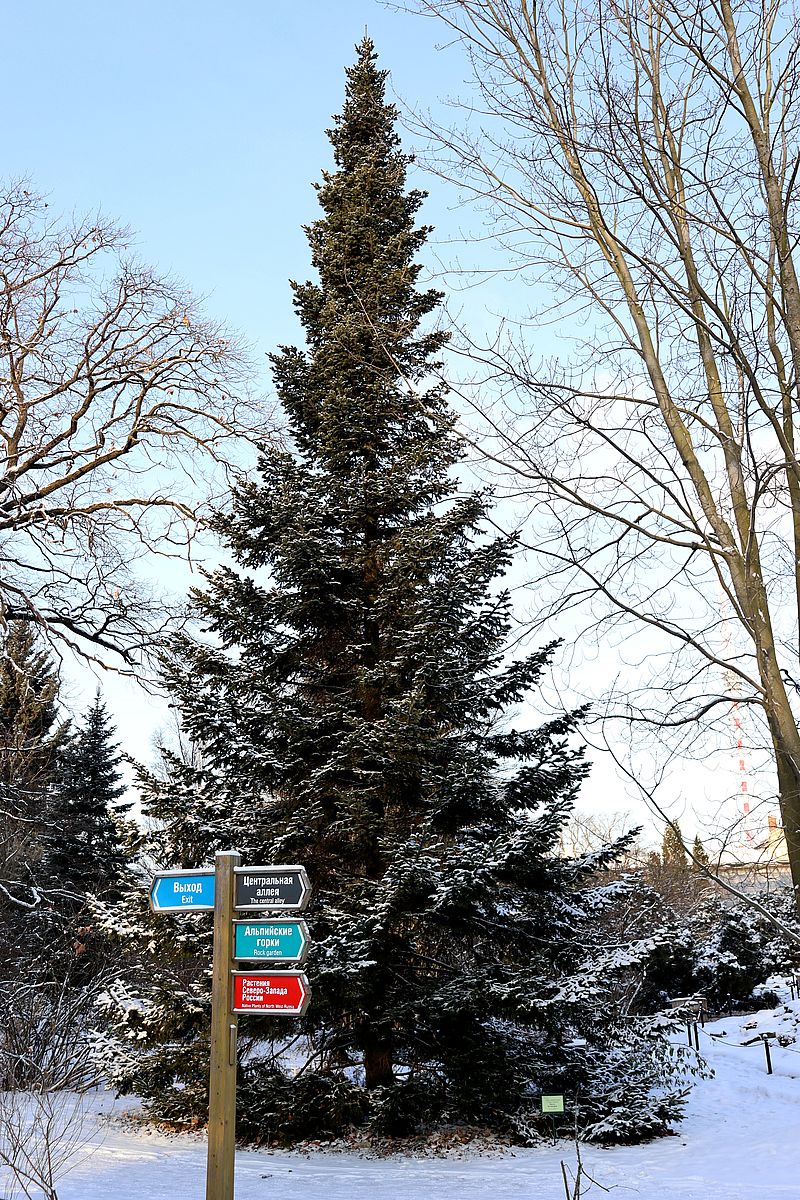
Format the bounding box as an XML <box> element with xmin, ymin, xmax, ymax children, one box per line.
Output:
<box><xmin>9</xmin><ymin>997</ymin><xmax>800</xmax><ymax>1199</ymax></box>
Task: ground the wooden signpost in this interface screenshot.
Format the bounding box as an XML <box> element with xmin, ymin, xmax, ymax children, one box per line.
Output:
<box><xmin>149</xmin><ymin>852</ymin><xmax>311</xmax><ymax>1200</ymax></box>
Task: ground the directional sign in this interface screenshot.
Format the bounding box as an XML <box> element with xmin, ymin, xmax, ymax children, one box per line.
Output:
<box><xmin>150</xmin><ymin>869</ymin><xmax>215</xmax><ymax>912</ymax></box>
<box><xmin>233</xmin><ymin>865</ymin><xmax>310</xmax><ymax>912</ymax></box>
<box><xmin>231</xmin><ymin>971</ymin><xmax>310</xmax><ymax>1015</ymax></box>
<box><xmin>233</xmin><ymin>919</ymin><xmax>309</xmax><ymax>964</ymax></box>
<box><xmin>149</xmin><ymin>853</ymin><xmax>313</xmax><ymax>1200</ymax></box>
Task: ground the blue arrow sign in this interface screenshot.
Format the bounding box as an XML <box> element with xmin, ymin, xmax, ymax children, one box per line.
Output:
<box><xmin>233</xmin><ymin>919</ymin><xmax>309</xmax><ymax>963</ymax></box>
<box><xmin>150</xmin><ymin>870</ymin><xmax>215</xmax><ymax>912</ymax></box>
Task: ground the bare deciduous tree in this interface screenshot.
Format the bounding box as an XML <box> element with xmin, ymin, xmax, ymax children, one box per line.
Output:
<box><xmin>0</xmin><ymin>980</ymin><xmax>101</xmax><ymax>1200</ymax></box>
<box><xmin>559</xmin><ymin>809</ymin><xmax>639</xmax><ymax>860</ymax></box>
<box><xmin>0</xmin><ymin>183</ymin><xmax>259</xmax><ymax>670</ymax></box>
<box><xmin>414</xmin><ymin>0</ymin><xmax>800</xmax><ymax>897</ymax></box>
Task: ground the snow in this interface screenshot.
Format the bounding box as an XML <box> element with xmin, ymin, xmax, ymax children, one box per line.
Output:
<box><xmin>8</xmin><ymin>997</ymin><xmax>800</xmax><ymax>1199</ymax></box>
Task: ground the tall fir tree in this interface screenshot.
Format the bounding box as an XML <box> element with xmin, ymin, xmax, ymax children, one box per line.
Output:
<box><xmin>99</xmin><ymin>41</ymin><xmax>695</xmax><ymax>1143</ymax></box>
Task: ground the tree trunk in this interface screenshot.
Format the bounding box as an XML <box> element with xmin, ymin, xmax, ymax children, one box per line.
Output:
<box><xmin>363</xmin><ymin>1032</ymin><xmax>394</xmax><ymax>1089</ymax></box>
<box><xmin>768</xmin><ymin>718</ymin><xmax>800</xmax><ymax>902</ymax></box>
<box><xmin>747</xmin><ymin>615</ymin><xmax>800</xmax><ymax>906</ymax></box>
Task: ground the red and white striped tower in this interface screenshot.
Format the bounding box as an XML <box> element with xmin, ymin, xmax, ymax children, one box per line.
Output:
<box><xmin>730</xmin><ymin>700</ymin><xmax>755</xmax><ymax>845</ymax></box>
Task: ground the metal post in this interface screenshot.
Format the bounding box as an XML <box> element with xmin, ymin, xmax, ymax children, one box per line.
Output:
<box><xmin>762</xmin><ymin>1034</ymin><xmax>773</xmax><ymax>1075</ymax></box>
<box><xmin>206</xmin><ymin>851</ymin><xmax>240</xmax><ymax>1200</ymax></box>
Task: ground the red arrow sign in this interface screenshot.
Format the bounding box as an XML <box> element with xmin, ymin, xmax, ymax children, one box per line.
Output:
<box><xmin>231</xmin><ymin>971</ymin><xmax>310</xmax><ymax>1015</ymax></box>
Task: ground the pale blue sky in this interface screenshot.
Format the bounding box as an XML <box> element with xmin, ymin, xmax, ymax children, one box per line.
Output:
<box><xmin>4</xmin><ymin>2</ymin><xmax>474</xmax><ymax>366</ymax></box>
<box><xmin>7</xmin><ymin>1</ymin><xmax>498</xmax><ymax>749</ymax></box>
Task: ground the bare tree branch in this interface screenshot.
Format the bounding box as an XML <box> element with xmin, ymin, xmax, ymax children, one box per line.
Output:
<box><xmin>411</xmin><ymin>0</ymin><xmax>800</xmax><ymax>899</ymax></box>
<box><xmin>0</xmin><ymin>183</ymin><xmax>276</xmax><ymax>671</ymax></box>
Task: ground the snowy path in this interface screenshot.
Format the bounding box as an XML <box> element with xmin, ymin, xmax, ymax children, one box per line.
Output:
<box><xmin>39</xmin><ymin>1004</ymin><xmax>800</xmax><ymax>1198</ymax></box>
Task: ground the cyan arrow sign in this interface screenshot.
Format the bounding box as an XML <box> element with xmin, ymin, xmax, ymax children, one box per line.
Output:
<box><xmin>233</xmin><ymin>919</ymin><xmax>309</xmax><ymax>963</ymax></box>
<box><xmin>150</xmin><ymin>870</ymin><xmax>215</xmax><ymax>912</ymax></box>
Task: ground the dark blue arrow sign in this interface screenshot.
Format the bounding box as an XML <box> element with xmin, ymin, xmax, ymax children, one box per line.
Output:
<box><xmin>233</xmin><ymin>865</ymin><xmax>310</xmax><ymax>911</ymax></box>
<box><xmin>150</xmin><ymin>870</ymin><xmax>215</xmax><ymax>912</ymax></box>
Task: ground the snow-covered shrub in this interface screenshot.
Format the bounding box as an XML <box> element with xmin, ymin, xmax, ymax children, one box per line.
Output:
<box><xmin>237</xmin><ymin>1065</ymin><xmax>369</xmax><ymax>1145</ymax></box>
<box><xmin>633</xmin><ymin>921</ymin><xmax>698</xmax><ymax>1008</ymax></box>
<box><xmin>91</xmin><ymin>944</ymin><xmax>214</xmax><ymax>1128</ymax></box>
<box><xmin>678</xmin><ymin>892</ymin><xmax>800</xmax><ymax>1009</ymax></box>
<box><xmin>755</xmin><ymin>892</ymin><xmax>800</xmax><ymax>976</ymax></box>
<box><xmin>361</xmin><ymin>1074</ymin><xmax>452</xmax><ymax>1138</ymax></box>
<box><xmin>574</xmin><ymin>1016</ymin><xmax>706</xmax><ymax>1143</ymax></box>
<box><xmin>689</xmin><ymin>897</ymin><xmax>765</xmax><ymax>1006</ymax></box>
<box><xmin>503</xmin><ymin>1013</ymin><xmax>704</xmax><ymax>1146</ymax></box>
<box><xmin>751</xmin><ymin>986</ymin><xmax>780</xmax><ymax>1009</ymax></box>
<box><xmin>582</xmin><ymin>870</ymin><xmax>800</xmax><ymax>1015</ymax></box>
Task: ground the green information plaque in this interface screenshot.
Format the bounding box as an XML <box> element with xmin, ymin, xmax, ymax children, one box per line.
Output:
<box><xmin>541</xmin><ymin>1094</ymin><xmax>565</xmax><ymax>1114</ymax></box>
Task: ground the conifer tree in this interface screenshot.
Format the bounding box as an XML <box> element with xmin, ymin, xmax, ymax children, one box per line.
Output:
<box><xmin>691</xmin><ymin>835</ymin><xmax>711</xmax><ymax>874</ymax></box>
<box><xmin>31</xmin><ymin>692</ymin><xmax>132</xmax><ymax>982</ymax></box>
<box><xmin>42</xmin><ymin>692</ymin><xmax>130</xmax><ymax>901</ymax></box>
<box><xmin>661</xmin><ymin>822</ymin><xmax>689</xmax><ymax>871</ymax></box>
<box><xmin>647</xmin><ymin>822</ymin><xmax>694</xmax><ymax>911</ymax></box>
<box><xmin>100</xmin><ymin>40</ymin><xmax>695</xmax><ymax>1143</ymax></box>
<box><xmin>0</xmin><ymin>623</ymin><xmax>64</xmax><ymax>903</ymax></box>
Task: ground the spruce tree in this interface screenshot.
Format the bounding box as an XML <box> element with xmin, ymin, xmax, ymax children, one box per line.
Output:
<box><xmin>101</xmin><ymin>40</ymin><xmax>695</xmax><ymax>1143</ymax></box>
<box><xmin>0</xmin><ymin>622</ymin><xmax>64</xmax><ymax>903</ymax></box>
<box><xmin>32</xmin><ymin>692</ymin><xmax>132</xmax><ymax>983</ymax></box>
<box><xmin>42</xmin><ymin>691</ymin><xmax>130</xmax><ymax>901</ymax></box>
